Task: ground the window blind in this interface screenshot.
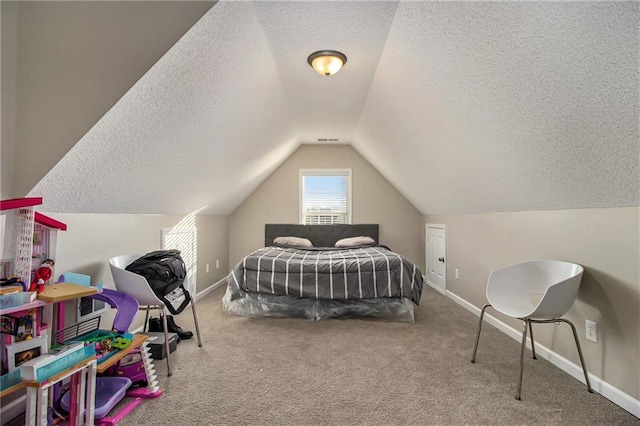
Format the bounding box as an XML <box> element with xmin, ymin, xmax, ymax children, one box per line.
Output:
<box><xmin>301</xmin><ymin>172</ymin><xmax>350</xmax><ymax>225</ymax></box>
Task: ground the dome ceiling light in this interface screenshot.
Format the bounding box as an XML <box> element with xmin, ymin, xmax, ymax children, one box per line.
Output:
<box><xmin>307</xmin><ymin>50</ymin><xmax>347</xmax><ymax>76</ymax></box>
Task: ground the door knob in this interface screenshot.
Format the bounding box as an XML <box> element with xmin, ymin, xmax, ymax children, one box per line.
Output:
<box><xmin>438</xmin><ymin>257</ymin><xmax>445</xmax><ymax>262</ymax></box>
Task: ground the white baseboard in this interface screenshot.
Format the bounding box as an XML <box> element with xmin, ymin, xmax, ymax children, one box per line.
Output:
<box><xmin>446</xmin><ymin>290</ymin><xmax>640</xmax><ymax>419</ymax></box>
<box><xmin>195</xmin><ymin>275</ymin><xmax>229</xmax><ymax>301</ymax></box>
<box><xmin>424</xmin><ymin>275</ymin><xmax>445</xmax><ymax>295</ymax></box>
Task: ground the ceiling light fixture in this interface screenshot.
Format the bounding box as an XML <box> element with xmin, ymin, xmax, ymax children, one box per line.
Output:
<box><xmin>307</xmin><ymin>50</ymin><xmax>347</xmax><ymax>76</ymax></box>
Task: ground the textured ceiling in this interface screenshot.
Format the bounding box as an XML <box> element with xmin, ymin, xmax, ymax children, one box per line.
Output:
<box><xmin>353</xmin><ymin>1</ymin><xmax>639</xmax><ymax>214</ymax></box>
<box><xmin>254</xmin><ymin>1</ymin><xmax>398</xmax><ymax>144</ymax></box>
<box><xmin>30</xmin><ymin>1</ymin><xmax>299</xmax><ymax>214</ymax></box>
<box><xmin>30</xmin><ymin>1</ymin><xmax>639</xmax><ymax>215</ymax></box>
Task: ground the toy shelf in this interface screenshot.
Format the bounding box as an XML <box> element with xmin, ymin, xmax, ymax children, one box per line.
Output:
<box><xmin>0</xmin><ymin>377</ymin><xmax>24</xmax><ymax>398</ymax></box>
<box><xmin>0</xmin><ymin>299</ymin><xmax>47</xmax><ymax>316</ymax></box>
<box><xmin>37</xmin><ymin>283</ymin><xmax>98</xmax><ymax>303</ymax></box>
<box><xmin>23</xmin><ymin>356</ymin><xmax>98</xmax><ymax>426</ymax></box>
<box><xmin>96</xmin><ymin>334</ymin><xmax>147</xmax><ymax>374</ymax></box>
<box><xmin>21</xmin><ymin>355</ymin><xmax>97</xmax><ymax>388</ymax></box>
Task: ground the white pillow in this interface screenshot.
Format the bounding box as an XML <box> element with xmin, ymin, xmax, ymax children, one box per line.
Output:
<box><xmin>273</xmin><ymin>236</ymin><xmax>313</xmax><ymax>248</ymax></box>
<box><xmin>335</xmin><ymin>236</ymin><xmax>376</xmax><ymax>248</ymax></box>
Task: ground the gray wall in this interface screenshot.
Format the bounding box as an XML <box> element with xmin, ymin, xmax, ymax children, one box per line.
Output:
<box><xmin>424</xmin><ymin>206</ymin><xmax>639</xmax><ymax>401</ymax></box>
<box><xmin>51</xmin><ymin>213</ymin><xmax>229</xmax><ymax>295</ymax></box>
<box><xmin>230</xmin><ymin>145</ymin><xmax>423</xmax><ymax>269</ymax></box>
<box><xmin>1</xmin><ymin>2</ymin><xmax>17</xmax><ymax>200</ymax></box>
<box><xmin>48</xmin><ymin>212</ymin><xmax>229</xmax><ymax>331</ymax></box>
<box><xmin>5</xmin><ymin>1</ymin><xmax>214</xmax><ymax>198</ymax></box>
<box><xmin>196</xmin><ymin>214</ymin><xmax>230</xmax><ymax>292</ymax></box>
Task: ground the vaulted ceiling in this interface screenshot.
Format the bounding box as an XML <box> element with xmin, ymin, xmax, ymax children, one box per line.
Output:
<box><xmin>22</xmin><ymin>1</ymin><xmax>640</xmax><ymax>215</ymax></box>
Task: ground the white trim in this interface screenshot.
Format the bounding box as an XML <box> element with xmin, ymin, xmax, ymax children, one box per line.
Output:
<box><xmin>425</xmin><ymin>224</ymin><xmax>447</xmax><ymax>294</ymax></box>
<box><xmin>445</xmin><ymin>289</ymin><xmax>640</xmax><ymax>419</ymax></box>
<box><xmin>424</xmin><ymin>274</ymin><xmax>446</xmax><ymax>295</ymax></box>
<box><xmin>195</xmin><ymin>275</ymin><xmax>229</xmax><ymax>301</ymax></box>
<box><xmin>427</xmin><ymin>281</ymin><xmax>446</xmax><ymax>295</ymax></box>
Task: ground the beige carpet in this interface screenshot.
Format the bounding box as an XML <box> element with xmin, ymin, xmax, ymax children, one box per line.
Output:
<box><xmin>115</xmin><ymin>285</ymin><xmax>638</xmax><ymax>425</ymax></box>
<box><xmin>7</xmin><ymin>285</ymin><xmax>639</xmax><ymax>425</ymax></box>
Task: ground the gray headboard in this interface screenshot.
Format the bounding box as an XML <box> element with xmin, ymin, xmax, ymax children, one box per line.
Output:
<box><xmin>265</xmin><ymin>224</ymin><xmax>379</xmax><ymax>248</ymax></box>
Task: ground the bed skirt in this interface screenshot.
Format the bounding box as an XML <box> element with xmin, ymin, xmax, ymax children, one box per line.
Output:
<box><xmin>222</xmin><ymin>286</ymin><xmax>415</xmax><ymax>323</ymax></box>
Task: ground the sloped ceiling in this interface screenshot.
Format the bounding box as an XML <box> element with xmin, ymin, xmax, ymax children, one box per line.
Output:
<box><xmin>254</xmin><ymin>1</ymin><xmax>398</xmax><ymax>144</ymax></box>
<box><xmin>28</xmin><ymin>1</ymin><xmax>639</xmax><ymax>215</ymax></box>
<box><xmin>12</xmin><ymin>1</ymin><xmax>217</xmax><ymax>199</ymax></box>
<box><xmin>30</xmin><ymin>1</ymin><xmax>300</xmax><ymax>214</ymax></box>
<box><xmin>353</xmin><ymin>1</ymin><xmax>639</xmax><ymax>214</ymax></box>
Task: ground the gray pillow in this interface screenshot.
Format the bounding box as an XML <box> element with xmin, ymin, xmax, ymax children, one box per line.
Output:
<box><xmin>335</xmin><ymin>236</ymin><xmax>376</xmax><ymax>248</ymax></box>
<box><xmin>273</xmin><ymin>236</ymin><xmax>313</xmax><ymax>248</ymax></box>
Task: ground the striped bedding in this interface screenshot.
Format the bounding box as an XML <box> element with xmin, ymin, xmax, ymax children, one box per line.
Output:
<box><xmin>228</xmin><ymin>246</ymin><xmax>423</xmax><ymax>305</ymax></box>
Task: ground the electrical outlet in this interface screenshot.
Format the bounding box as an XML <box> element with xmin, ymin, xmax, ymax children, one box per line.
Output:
<box><xmin>206</xmin><ymin>263</ymin><xmax>210</xmax><ymax>273</ymax></box>
<box><xmin>585</xmin><ymin>319</ymin><xmax>597</xmax><ymax>343</ymax></box>
<box><xmin>216</xmin><ymin>259</ymin><xmax>220</xmax><ymax>269</ymax></box>
<box><xmin>455</xmin><ymin>269</ymin><xmax>459</xmax><ymax>280</ymax></box>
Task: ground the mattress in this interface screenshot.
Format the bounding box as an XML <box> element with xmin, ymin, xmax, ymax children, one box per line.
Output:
<box><xmin>227</xmin><ymin>245</ymin><xmax>423</xmax><ymax>305</ymax></box>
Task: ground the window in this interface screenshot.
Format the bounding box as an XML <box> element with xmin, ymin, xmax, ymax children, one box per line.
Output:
<box><xmin>162</xmin><ymin>225</ymin><xmax>197</xmax><ymax>295</ymax></box>
<box><xmin>300</xmin><ymin>169</ymin><xmax>352</xmax><ymax>225</ymax></box>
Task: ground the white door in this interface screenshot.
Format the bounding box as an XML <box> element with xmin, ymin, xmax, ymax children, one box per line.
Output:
<box><xmin>161</xmin><ymin>227</ymin><xmax>197</xmax><ymax>295</ymax></box>
<box><xmin>426</xmin><ymin>225</ymin><xmax>446</xmax><ymax>294</ymax></box>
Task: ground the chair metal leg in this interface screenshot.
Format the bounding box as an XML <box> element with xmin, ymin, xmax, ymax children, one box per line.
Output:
<box><xmin>190</xmin><ymin>299</ymin><xmax>203</xmax><ymax>348</ymax></box>
<box><xmin>160</xmin><ymin>311</ymin><xmax>172</xmax><ymax>377</ymax></box>
<box><xmin>143</xmin><ymin>310</ymin><xmax>150</xmax><ymax>333</ymax></box>
<box><xmin>528</xmin><ymin>318</ymin><xmax>593</xmax><ymax>393</ymax></box>
<box><xmin>528</xmin><ymin>320</ymin><xmax>537</xmax><ymax>360</ymax></box>
<box><xmin>471</xmin><ymin>304</ymin><xmax>491</xmax><ymax>363</ymax></box>
<box><xmin>557</xmin><ymin>318</ymin><xmax>593</xmax><ymax>393</ymax></box>
<box><xmin>516</xmin><ymin>319</ymin><xmax>529</xmax><ymax>400</ymax></box>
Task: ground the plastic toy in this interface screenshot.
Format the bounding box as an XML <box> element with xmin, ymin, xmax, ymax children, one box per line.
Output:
<box><xmin>111</xmin><ymin>337</ymin><xmax>131</xmax><ymax>350</ymax></box>
<box><xmin>101</xmin><ymin>349</ymin><xmax>148</xmax><ymax>388</ymax></box>
<box><xmin>0</xmin><ymin>276</ymin><xmax>25</xmax><ymax>290</ymax></box>
<box><xmin>55</xmin><ymin>289</ymin><xmax>162</xmax><ymax>424</ymax></box>
<box><xmin>87</xmin><ymin>289</ymin><xmax>139</xmax><ymax>334</ymax></box>
<box><xmin>95</xmin><ymin>337</ymin><xmax>114</xmax><ymax>357</ymax></box>
<box><xmin>29</xmin><ymin>258</ymin><xmax>55</xmax><ymax>294</ymax></box>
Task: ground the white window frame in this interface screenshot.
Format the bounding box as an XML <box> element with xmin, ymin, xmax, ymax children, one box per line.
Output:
<box><xmin>299</xmin><ymin>168</ymin><xmax>352</xmax><ymax>225</ymax></box>
<box><xmin>161</xmin><ymin>226</ymin><xmax>197</xmax><ymax>295</ymax></box>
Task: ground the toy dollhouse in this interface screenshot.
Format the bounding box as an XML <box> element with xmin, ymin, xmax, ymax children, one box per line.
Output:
<box><xmin>0</xmin><ymin>198</ymin><xmax>66</xmax><ymax>292</ymax></box>
<box><xmin>1</xmin><ymin>198</ymin><xmax>162</xmax><ymax>425</ymax></box>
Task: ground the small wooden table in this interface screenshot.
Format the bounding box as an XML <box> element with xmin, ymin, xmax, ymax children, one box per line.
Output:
<box><xmin>37</xmin><ymin>283</ymin><xmax>98</xmax><ymax>303</ymax></box>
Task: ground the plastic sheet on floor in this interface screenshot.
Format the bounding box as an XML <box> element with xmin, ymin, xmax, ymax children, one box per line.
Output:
<box><xmin>222</xmin><ymin>285</ymin><xmax>414</xmax><ymax>323</ymax></box>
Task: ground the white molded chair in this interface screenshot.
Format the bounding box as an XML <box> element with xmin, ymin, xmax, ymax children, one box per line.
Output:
<box><xmin>471</xmin><ymin>260</ymin><xmax>593</xmax><ymax>400</ymax></box>
<box><xmin>109</xmin><ymin>255</ymin><xmax>202</xmax><ymax>376</ymax></box>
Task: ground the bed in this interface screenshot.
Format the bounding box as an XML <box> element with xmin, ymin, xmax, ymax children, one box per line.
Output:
<box><xmin>222</xmin><ymin>224</ymin><xmax>424</xmax><ymax>322</ymax></box>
